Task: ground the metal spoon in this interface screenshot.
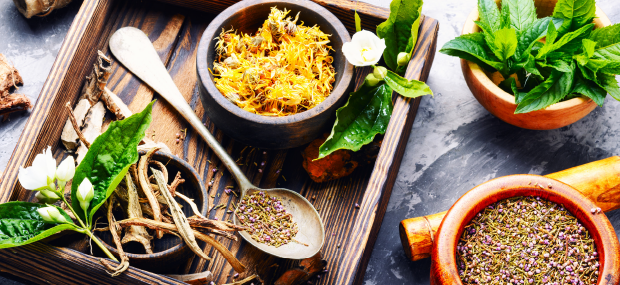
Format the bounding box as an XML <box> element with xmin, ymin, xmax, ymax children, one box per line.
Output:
<box><xmin>109</xmin><ymin>27</ymin><xmax>324</xmax><ymax>259</ymax></box>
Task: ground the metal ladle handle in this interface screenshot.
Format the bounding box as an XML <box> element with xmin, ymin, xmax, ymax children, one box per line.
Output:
<box><xmin>109</xmin><ymin>27</ymin><xmax>254</xmax><ymax>194</ymax></box>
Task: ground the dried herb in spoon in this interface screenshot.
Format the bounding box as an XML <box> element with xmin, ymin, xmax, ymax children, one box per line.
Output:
<box><xmin>457</xmin><ymin>196</ymin><xmax>600</xmax><ymax>285</ymax></box>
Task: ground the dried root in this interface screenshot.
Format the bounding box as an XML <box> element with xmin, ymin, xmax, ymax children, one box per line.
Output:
<box><xmin>0</xmin><ymin>53</ymin><xmax>30</xmax><ymax>120</ymax></box>
<box><xmin>100</xmin><ymin>195</ymin><xmax>129</xmax><ymax>277</ymax></box>
<box><xmin>166</xmin><ymin>271</ymin><xmax>214</xmax><ymax>285</ymax></box>
<box><xmin>137</xmin><ymin>148</ymin><xmax>163</xmax><ymax>238</ymax></box>
<box><xmin>12</xmin><ymin>0</ymin><xmax>74</xmax><ymax>18</ymax></box>
<box><xmin>223</xmin><ymin>275</ymin><xmax>258</xmax><ymax>285</ymax></box>
<box><xmin>80</xmin><ymin>51</ymin><xmax>112</xmax><ymax>105</ymax></box>
<box><xmin>76</xmin><ymin>101</ymin><xmax>105</xmax><ymax>163</ymax></box>
<box><xmin>187</xmin><ymin>217</ymin><xmax>246</xmax><ymax>232</ymax></box>
<box><xmin>102</xmin><ymin>87</ymin><xmax>131</xmax><ymax>120</ymax></box>
<box><xmin>64</xmin><ymin>101</ymin><xmax>90</xmax><ymax>149</ymax></box>
<box><xmin>118</xmin><ymin>174</ymin><xmax>153</xmax><ymax>254</ymax></box>
<box><xmin>152</xmin><ymin>168</ymin><xmax>212</xmax><ymax>261</ymax></box>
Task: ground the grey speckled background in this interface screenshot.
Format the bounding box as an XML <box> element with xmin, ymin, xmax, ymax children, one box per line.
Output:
<box><xmin>0</xmin><ymin>0</ymin><xmax>619</xmax><ymax>284</ymax></box>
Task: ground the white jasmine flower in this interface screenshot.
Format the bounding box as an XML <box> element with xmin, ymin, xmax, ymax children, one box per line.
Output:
<box><xmin>342</xmin><ymin>30</ymin><xmax>386</xmax><ymax>66</ymax></box>
<box><xmin>18</xmin><ymin>146</ymin><xmax>57</xmax><ymax>191</ymax></box>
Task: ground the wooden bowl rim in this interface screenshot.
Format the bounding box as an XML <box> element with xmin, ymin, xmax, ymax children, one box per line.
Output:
<box><xmin>196</xmin><ymin>0</ymin><xmax>354</xmax><ymax>125</ymax></box>
<box><xmin>461</xmin><ymin>4</ymin><xmax>613</xmax><ymax>111</ymax></box>
<box><xmin>433</xmin><ymin>174</ymin><xmax>620</xmax><ymax>284</ymax></box>
<box><xmin>97</xmin><ymin>151</ymin><xmax>208</xmax><ymax>259</ymax></box>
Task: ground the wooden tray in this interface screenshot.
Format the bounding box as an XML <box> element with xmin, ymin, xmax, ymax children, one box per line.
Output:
<box><xmin>0</xmin><ymin>0</ymin><xmax>439</xmax><ymax>284</ymax></box>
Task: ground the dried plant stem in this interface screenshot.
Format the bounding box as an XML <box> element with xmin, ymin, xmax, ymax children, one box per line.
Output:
<box><xmin>119</xmin><ymin>174</ymin><xmax>153</xmax><ymax>254</ymax></box>
<box><xmin>100</xmin><ymin>196</ymin><xmax>129</xmax><ymax>277</ymax></box>
<box><xmin>152</xmin><ymin>168</ymin><xmax>212</xmax><ymax>261</ymax></box>
<box><xmin>65</xmin><ymin>101</ymin><xmax>90</xmax><ymax>148</ymax></box>
<box><xmin>223</xmin><ymin>275</ymin><xmax>258</xmax><ymax>285</ymax></box>
<box><xmin>138</xmin><ymin>148</ymin><xmax>163</xmax><ymax>238</ymax></box>
<box><xmin>117</xmin><ymin>218</ymin><xmax>245</xmax><ymax>273</ymax></box>
<box><xmin>187</xmin><ymin>217</ymin><xmax>246</xmax><ymax>232</ymax></box>
<box><xmin>168</xmin><ymin>171</ymin><xmax>183</xmax><ymax>197</ymax></box>
<box><xmin>166</xmin><ymin>271</ymin><xmax>214</xmax><ymax>285</ymax></box>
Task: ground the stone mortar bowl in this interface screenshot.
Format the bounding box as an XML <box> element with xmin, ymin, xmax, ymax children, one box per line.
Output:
<box><xmin>430</xmin><ymin>175</ymin><xmax>620</xmax><ymax>285</ymax></box>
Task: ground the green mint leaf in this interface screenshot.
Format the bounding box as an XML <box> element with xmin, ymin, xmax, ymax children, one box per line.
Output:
<box><xmin>0</xmin><ymin>202</ymin><xmax>77</xmax><ymax>248</ymax></box>
<box><xmin>72</xmin><ymin>101</ymin><xmax>154</xmax><ymax>226</ymax></box>
<box><xmin>596</xmin><ymin>73</ymin><xmax>620</xmax><ymax>101</ymax></box>
<box><xmin>589</xmin><ymin>23</ymin><xmax>620</xmax><ymax>49</ymax></box>
<box><xmin>592</xmin><ymin>43</ymin><xmax>620</xmax><ymax>74</ymax></box>
<box><xmin>515</xmin><ymin>17</ymin><xmax>563</xmax><ymax>61</ymax></box>
<box><xmin>384</xmin><ymin>70</ymin><xmax>433</xmax><ymax>98</ymax></box>
<box><xmin>537</xmin><ymin>58</ymin><xmax>573</xmax><ymax>72</ymax></box>
<box><xmin>572</xmin><ymin>73</ymin><xmax>606</xmax><ymax>106</ymax></box>
<box><xmin>439</xmin><ymin>33</ymin><xmax>504</xmax><ymax>72</ymax></box>
<box><xmin>478</xmin><ymin>0</ymin><xmax>501</xmax><ymax>33</ymax></box>
<box><xmin>552</xmin><ymin>0</ymin><xmax>596</xmax><ymax>32</ymax></box>
<box><xmin>355</xmin><ymin>11</ymin><xmax>362</xmax><ymax>33</ymax></box>
<box><xmin>537</xmin><ymin>23</ymin><xmax>594</xmax><ymax>59</ymax></box>
<box><xmin>318</xmin><ymin>81</ymin><xmax>393</xmax><ymax>159</ymax></box>
<box><xmin>502</xmin><ymin>0</ymin><xmax>537</xmax><ymax>35</ymax></box>
<box><xmin>492</xmin><ymin>27</ymin><xmax>518</xmax><ymax>62</ymax></box>
<box><xmin>516</xmin><ymin>64</ymin><xmax>575</xmax><ymax>113</ymax></box>
<box><xmin>500</xmin><ymin>2</ymin><xmax>511</xmax><ymax>30</ymax></box>
<box><xmin>377</xmin><ymin>0</ymin><xmax>423</xmax><ymax>71</ymax></box>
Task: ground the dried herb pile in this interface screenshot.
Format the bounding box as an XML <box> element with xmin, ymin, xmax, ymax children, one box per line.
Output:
<box><xmin>235</xmin><ymin>191</ymin><xmax>301</xmax><ymax>247</ymax></box>
<box><xmin>213</xmin><ymin>7</ymin><xmax>336</xmax><ymax>116</ymax></box>
<box><xmin>457</xmin><ymin>196</ymin><xmax>600</xmax><ymax>284</ymax></box>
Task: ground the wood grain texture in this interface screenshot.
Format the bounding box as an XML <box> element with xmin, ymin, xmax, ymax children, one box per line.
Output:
<box><xmin>461</xmin><ymin>1</ymin><xmax>612</xmax><ymax>130</ymax></box>
<box><xmin>0</xmin><ymin>0</ymin><xmax>439</xmax><ymax>284</ymax></box>
<box><xmin>400</xmin><ymin>156</ymin><xmax>620</xmax><ymax>262</ymax></box>
<box><xmin>429</xmin><ymin>175</ymin><xmax>620</xmax><ymax>285</ymax></box>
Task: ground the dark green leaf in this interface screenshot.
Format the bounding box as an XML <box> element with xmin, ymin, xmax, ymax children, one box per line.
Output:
<box><xmin>384</xmin><ymin>70</ymin><xmax>433</xmax><ymax>98</ymax></box>
<box><xmin>501</xmin><ymin>0</ymin><xmax>537</xmax><ymax>35</ymax></box>
<box><xmin>478</xmin><ymin>0</ymin><xmax>501</xmax><ymax>33</ymax></box>
<box><xmin>589</xmin><ymin>23</ymin><xmax>620</xmax><ymax>49</ymax></box>
<box><xmin>439</xmin><ymin>33</ymin><xmax>504</xmax><ymax>71</ymax></box>
<box><xmin>552</xmin><ymin>0</ymin><xmax>596</xmax><ymax>31</ymax></box>
<box><xmin>355</xmin><ymin>11</ymin><xmax>362</xmax><ymax>33</ymax></box>
<box><xmin>396</xmin><ymin>14</ymin><xmax>422</xmax><ymax>75</ymax></box>
<box><xmin>516</xmin><ymin>64</ymin><xmax>575</xmax><ymax>113</ymax></box>
<box><xmin>491</xmin><ymin>27</ymin><xmax>518</xmax><ymax>62</ymax></box>
<box><xmin>515</xmin><ymin>17</ymin><xmax>563</xmax><ymax>60</ymax></box>
<box><xmin>72</xmin><ymin>101</ymin><xmax>154</xmax><ymax>226</ymax></box>
<box><xmin>377</xmin><ymin>0</ymin><xmax>423</xmax><ymax>71</ymax></box>
<box><xmin>523</xmin><ymin>54</ymin><xmax>543</xmax><ymax>80</ymax></box>
<box><xmin>0</xmin><ymin>202</ymin><xmax>77</xmax><ymax>248</ymax></box>
<box><xmin>572</xmin><ymin>73</ymin><xmax>606</xmax><ymax>106</ymax></box>
<box><xmin>500</xmin><ymin>2</ymin><xmax>511</xmax><ymax>30</ymax></box>
<box><xmin>596</xmin><ymin>73</ymin><xmax>620</xmax><ymax>101</ymax></box>
<box><xmin>537</xmin><ymin>58</ymin><xmax>573</xmax><ymax>72</ymax></box>
<box><xmin>318</xmin><ymin>81</ymin><xmax>393</xmax><ymax>159</ymax></box>
<box><xmin>537</xmin><ymin>24</ymin><xmax>594</xmax><ymax>59</ymax></box>
<box><xmin>592</xmin><ymin>43</ymin><xmax>620</xmax><ymax>74</ymax></box>
<box><xmin>574</xmin><ymin>38</ymin><xmax>597</xmax><ymax>66</ymax></box>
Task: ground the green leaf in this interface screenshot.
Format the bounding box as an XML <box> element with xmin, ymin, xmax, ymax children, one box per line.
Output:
<box><xmin>384</xmin><ymin>70</ymin><xmax>433</xmax><ymax>98</ymax></box>
<box><xmin>439</xmin><ymin>33</ymin><xmax>504</xmax><ymax>71</ymax></box>
<box><xmin>589</xmin><ymin>23</ymin><xmax>620</xmax><ymax>49</ymax></box>
<box><xmin>72</xmin><ymin>101</ymin><xmax>154</xmax><ymax>227</ymax></box>
<box><xmin>537</xmin><ymin>24</ymin><xmax>594</xmax><ymax>59</ymax></box>
<box><xmin>537</xmin><ymin>58</ymin><xmax>573</xmax><ymax>72</ymax></box>
<box><xmin>592</xmin><ymin>43</ymin><xmax>620</xmax><ymax>74</ymax></box>
<box><xmin>552</xmin><ymin>0</ymin><xmax>596</xmax><ymax>31</ymax></box>
<box><xmin>516</xmin><ymin>64</ymin><xmax>575</xmax><ymax>113</ymax></box>
<box><xmin>515</xmin><ymin>17</ymin><xmax>563</xmax><ymax>60</ymax></box>
<box><xmin>500</xmin><ymin>2</ymin><xmax>511</xmax><ymax>30</ymax></box>
<box><xmin>318</xmin><ymin>81</ymin><xmax>393</xmax><ymax>159</ymax></box>
<box><xmin>377</xmin><ymin>0</ymin><xmax>423</xmax><ymax>71</ymax></box>
<box><xmin>523</xmin><ymin>54</ymin><xmax>543</xmax><ymax>80</ymax></box>
<box><xmin>478</xmin><ymin>0</ymin><xmax>501</xmax><ymax>33</ymax></box>
<box><xmin>572</xmin><ymin>73</ymin><xmax>606</xmax><ymax>106</ymax></box>
<box><xmin>596</xmin><ymin>73</ymin><xmax>620</xmax><ymax>101</ymax></box>
<box><xmin>396</xmin><ymin>15</ymin><xmax>422</xmax><ymax>75</ymax></box>
<box><xmin>501</xmin><ymin>0</ymin><xmax>537</xmax><ymax>35</ymax></box>
<box><xmin>492</xmin><ymin>27</ymin><xmax>518</xmax><ymax>62</ymax></box>
<box><xmin>0</xmin><ymin>202</ymin><xmax>77</xmax><ymax>248</ymax></box>
<box><xmin>355</xmin><ymin>11</ymin><xmax>362</xmax><ymax>33</ymax></box>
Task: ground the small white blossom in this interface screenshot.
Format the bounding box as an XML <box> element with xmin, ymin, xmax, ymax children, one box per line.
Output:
<box><xmin>76</xmin><ymin>178</ymin><xmax>94</xmax><ymax>214</ymax></box>
<box><xmin>18</xmin><ymin>146</ymin><xmax>57</xmax><ymax>191</ymax></box>
<box><xmin>56</xmin><ymin>156</ymin><xmax>75</xmax><ymax>182</ymax></box>
<box><xmin>342</xmin><ymin>30</ymin><xmax>386</xmax><ymax>67</ymax></box>
<box><xmin>37</xmin><ymin>206</ymin><xmax>67</xmax><ymax>224</ymax></box>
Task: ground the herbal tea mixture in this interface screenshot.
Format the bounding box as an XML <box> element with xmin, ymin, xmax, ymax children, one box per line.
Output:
<box><xmin>213</xmin><ymin>7</ymin><xmax>336</xmax><ymax>117</ymax></box>
<box><xmin>235</xmin><ymin>191</ymin><xmax>301</xmax><ymax>247</ymax></box>
<box><xmin>457</xmin><ymin>196</ymin><xmax>600</xmax><ymax>284</ymax></box>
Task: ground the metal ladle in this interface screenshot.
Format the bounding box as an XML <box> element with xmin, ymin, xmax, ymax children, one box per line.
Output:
<box><xmin>109</xmin><ymin>27</ymin><xmax>324</xmax><ymax>259</ymax></box>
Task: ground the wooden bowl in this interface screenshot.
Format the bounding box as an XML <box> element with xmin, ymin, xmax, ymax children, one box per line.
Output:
<box><xmin>430</xmin><ymin>175</ymin><xmax>620</xmax><ymax>285</ymax></box>
<box><xmin>96</xmin><ymin>151</ymin><xmax>208</xmax><ymax>273</ymax></box>
<box><xmin>461</xmin><ymin>0</ymin><xmax>612</xmax><ymax>130</ymax></box>
<box><xmin>196</xmin><ymin>0</ymin><xmax>354</xmax><ymax>149</ymax></box>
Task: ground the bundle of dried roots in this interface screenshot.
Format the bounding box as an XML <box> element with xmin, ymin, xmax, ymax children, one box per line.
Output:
<box><xmin>0</xmin><ymin>54</ymin><xmax>31</xmax><ymax>121</ymax></box>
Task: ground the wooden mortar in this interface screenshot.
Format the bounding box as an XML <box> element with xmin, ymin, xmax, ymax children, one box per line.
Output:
<box><xmin>400</xmin><ymin>156</ymin><xmax>620</xmax><ymax>261</ymax></box>
<box><xmin>430</xmin><ymin>175</ymin><xmax>620</xmax><ymax>285</ymax></box>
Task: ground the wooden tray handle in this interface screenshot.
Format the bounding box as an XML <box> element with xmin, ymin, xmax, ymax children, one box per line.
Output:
<box><xmin>399</xmin><ymin>156</ymin><xmax>620</xmax><ymax>261</ymax></box>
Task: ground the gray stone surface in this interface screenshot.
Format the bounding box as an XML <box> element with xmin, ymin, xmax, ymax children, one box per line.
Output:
<box><xmin>0</xmin><ymin>0</ymin><xmax>619</xmax><ymax>284</ymax></box>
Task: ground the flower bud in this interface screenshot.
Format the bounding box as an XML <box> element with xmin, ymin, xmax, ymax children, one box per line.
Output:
<box><xmin>373</xmin><ymin>66</ymin><xmax>388</xmax><ymax>80</ymax></box>
<box><xmin>77</xmin><ymin>178</ymin><xmax>95</xmax><ymax>214</ymax></box>
<box><xmin>397</xmin><ymin>52</ymin><xmax>411</xmax><ymax>67</ymax></box>
<box><xmin>36</xmin><ymin>190</ymin><xmax>60</xmax><ymax>204</ymax></box>
<box><xmin>56</xmin><ymin>156</ymin><xmax>75</xmax><ymax>182</ymax></box>
<box><xmin>366</xmin><ymin>73</ymin><xmax>382</xmax><ymax>87</ymax></box>
<box><xmin>37</xmin><ymin>206</ymin><xmax>67</xmax><ymax>224</ymax></box>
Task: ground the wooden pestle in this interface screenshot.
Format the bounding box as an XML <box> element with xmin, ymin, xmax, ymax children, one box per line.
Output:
<box><xmin>399</xmin><ymin>156</ymin><xmax>620</xmax><ymax>261</ymax></box>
